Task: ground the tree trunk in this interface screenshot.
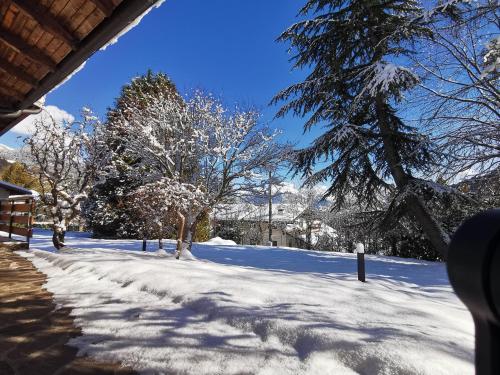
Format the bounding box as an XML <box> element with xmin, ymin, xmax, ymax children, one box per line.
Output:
<box><xmin>306</xmin><ymin>222</ymin><xmax>312</xmax><ymax>250</ymax></box>
<box><xmin>184</xmin><ymin>208</ymin><xmax>210</xmax><ymax>251</ymax></box>
<box><xmin>182</xmin><ymin>213</ymin><xmax>196</xmax><ymax>251</ymax></box>
<box><xmin>175</xmin><ymin>212</ymin><xmax>186</xmax><ymax>259</ymax></box>
<box><xmin>51</xmin><ymin>208</ymin><xmax>66</xmax><ymax>250</ymax></box>
<box><xmin>268</xmin><ymin>170</ymin><xmax>272</xmax><ymax>244</ymax></box>
<box><xmin>158</xmin><ymin>223</ymin><xmax>163</xmax><ymax>250</ymax></box>
<box><xmin>189</xmin><ymin>220</ymin><xmax>197</xmax><ymax>246</ymax></box>
<box><xmin>405</xmin><ymin>194</ymin><xmax>450</xmax><ymax>258</ymax></box>
<box><xmin>52</xmin><ymin>229</ymin><xmax>65</xmax><ymax>250</ymax></box>
<box><xmin>375</xmin><ymin>95</ymin><xmax>449</xmax><ymax>259</ymax></box>
<box><xmin>391</xmin><ymin>237</ymin><xmax>397</xmax><ymax>255</ymax></box>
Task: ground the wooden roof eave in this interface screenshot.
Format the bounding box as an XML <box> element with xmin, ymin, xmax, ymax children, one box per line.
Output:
<box><xmin>0</xmin><ymin>0</ymin><xmax>161</xmax><ymax>136</ymax></box>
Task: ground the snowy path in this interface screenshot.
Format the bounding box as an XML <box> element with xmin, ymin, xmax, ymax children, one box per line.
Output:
<box><xmin>17</xmin><ymin>230</ymin><xmax>474</xmax><ymax>374</ymax></box>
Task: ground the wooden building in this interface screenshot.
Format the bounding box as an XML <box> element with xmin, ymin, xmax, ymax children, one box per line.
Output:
<box><xmin>0</xmin><ymin>181</ymin><xmax>34</xmax><ymax>248</ymax></box>
<box><xmin>0</xmin><ymin>179</ymin><xmax>33</xmax><ymax>198</ymax></box>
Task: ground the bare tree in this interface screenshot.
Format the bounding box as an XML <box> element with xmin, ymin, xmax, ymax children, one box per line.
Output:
<box><xmin>24</xmin><ymin>108</ymin><xmax>106</xmax><ymax>249</ymax></box>
<box><xmin>414</xmin><ymin>0</ymin><xmax>499</xmax><ymax>179</ymax></box>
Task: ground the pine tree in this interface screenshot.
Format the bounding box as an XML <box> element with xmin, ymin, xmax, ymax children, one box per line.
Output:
<box><xmin>193</xmin><ymin>210</ymin><xmax>211</xmax><ymax>242</ymax></box>
<box><xmin>274</xmin><ymin>0</ymin><xmax>450</xmax><ymax>258</ymax></box>
<box><xmin>84</xmin><ymin>70</ymin><xmax>181</xmax><ymax>238</ymax></box>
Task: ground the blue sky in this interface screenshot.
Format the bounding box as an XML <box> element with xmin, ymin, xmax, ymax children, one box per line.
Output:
<box><xmin>3</xmin><ymin>0</ymin><xmax>323</xmax><ymax>150</ymax></box>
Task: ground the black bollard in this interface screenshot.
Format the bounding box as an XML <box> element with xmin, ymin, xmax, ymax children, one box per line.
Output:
<box><xmin>356</xmin><ymin>243</ymin><xmax>366</xmax><ymax>282</ymax></box>
<box><xmin>142</xmin><ymin>238</ymin><xmax>147</xmax><ymax>252</ymax></box>
<box><xmin>447</xmin><ymin>209</ymin><xmax>500</xmax><ymax>375</ymax></box>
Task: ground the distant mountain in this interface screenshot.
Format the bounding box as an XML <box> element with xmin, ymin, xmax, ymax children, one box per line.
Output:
<box><xmin>0</xmin><ymin>144</ymin><xmax>14</xmax><ymax>152</ymax></box>
<box><xmin>0</xmin><ymin>157</ymin><xmax>12</xmax><ymax>171</ymax></box>
<box><xmin>0</xmin><ymin>160</ymin><xmax>11</xmax><ymax>172</ymax></box>
<box><xmin>0</xmin><ymin>144</ymin><xmax>18</xmax><ymax>171</ymax></box>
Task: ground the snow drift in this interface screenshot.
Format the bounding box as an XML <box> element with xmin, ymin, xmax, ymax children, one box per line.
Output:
<box><xmin>203</xmin><ymin>236</ymin><xmax>237</xmax><ymax>246</ymax></box>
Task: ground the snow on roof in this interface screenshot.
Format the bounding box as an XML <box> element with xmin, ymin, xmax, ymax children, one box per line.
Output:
<box><xmin>99</xmin><ymin>1</ymin><xmax>166</xmax><ymax>52</ymax></box>
<box><xmin>0</xmin><ymin>180</ymin><xmax>34</xmax><ymax>196</ymax></box>
<box><xmin>214</xmin><ymin>202</ymin><xmax>304</xmax><ymax>222</ymax></box>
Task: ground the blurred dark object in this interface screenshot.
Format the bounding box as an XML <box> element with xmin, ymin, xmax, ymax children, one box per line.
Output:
<box><xmin>447</xmin><ymin>209</ymin><xmax>500</xmax><ymax>375</ymax></box>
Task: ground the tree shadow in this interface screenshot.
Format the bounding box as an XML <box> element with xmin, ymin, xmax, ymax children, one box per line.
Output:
<box><xmin>56</xmin><ymin>285</ymin><xmax>473</xmax><ymax>374</ymax></box>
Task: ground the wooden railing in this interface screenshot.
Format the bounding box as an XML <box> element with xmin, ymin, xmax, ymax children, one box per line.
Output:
<box><xmin>0</xmin><ymin>195</ymin><xmax>35</xmax><ymax>245</ymax></box>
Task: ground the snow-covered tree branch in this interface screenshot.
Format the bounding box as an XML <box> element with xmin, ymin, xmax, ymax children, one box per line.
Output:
<box><xmin>414</xmin><ymin>0</ymin><xmax>499</xmax><ymax>179</ymax></box>
<box><xmin>101</xmin><ymin>76</ymin><xmax>289</xmax><ymax>253</ymax></box>
<box><xmin>24</xmin><ymin>108</ymin><xmax>107</xmax><ymax>249</ymax></box>
<box><xmin>128</xmin><ymin>177</ymin><xmax>207</xmax><ymax>258</ymax></box>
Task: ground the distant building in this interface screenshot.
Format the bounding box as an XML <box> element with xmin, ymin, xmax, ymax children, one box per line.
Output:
<box><xmin>213</xmin><ymin>202</ymin><xmax>334</xmax><ymax>249</ymax></box>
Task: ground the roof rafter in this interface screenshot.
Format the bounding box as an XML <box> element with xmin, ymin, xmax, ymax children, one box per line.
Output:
<box><xmin>10</xmin><ymin>0</ymin><xmax>79</xmax><ymax>50</ymax></box>
<box><xmin>0</xmin><ymin>0</ymin><xmax>163</xmax><ymax>136</ymax></box>
<box><xmin>0</xmin><ymin>26</ymin><xmax>57</xmax><ymax>71</ymax></box>
<box><xmin>0</xmin><ymin>83</ymin><xmax>24</xmax><ymax>103</ymax></box>
<box><xmin>90</xmin><ymin>0</ymin><xmax>114</xmax><ymax>18</ymax></box>
<box><xmin>0</xmin><ymin>57</ymin><xmax>38</xmax><ymax>87</ymax></box>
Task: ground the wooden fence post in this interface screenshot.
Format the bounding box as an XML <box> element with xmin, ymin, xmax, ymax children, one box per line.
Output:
<box><xmin>26</xmin><ymin>198</ymin><xmax>34</xmax><ymax>246</ymax></box>
<box><xmin>176</xmin><ymin>212</ymin><xmax>185</xmax><ymax>259</ymax></box>
<box><xmin>8</xmin><ymin>200</ymin><xmax>14</xmax><ymax>239</ymax></box>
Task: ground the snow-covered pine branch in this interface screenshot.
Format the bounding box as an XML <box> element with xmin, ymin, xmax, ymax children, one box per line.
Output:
<box><xmin>359</xmin><ymin>62</ymin><xmax>420</xmax><ymax>100</ymax></box>
<box><xmin>273</xmin><ymin>0</ymin><xmax>452</xmax><ymax>257</ymax></box>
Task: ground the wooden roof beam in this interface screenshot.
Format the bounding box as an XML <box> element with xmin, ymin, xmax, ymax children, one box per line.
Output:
<box><xmin>0</xmin><ymin>57</ymin><xmax>38</xmax><ymax>87</ymax></box>
<box><xmin>0</xmin><ymin>81</ymin><xmax>25</xmax><ymax>98</ymax></box>
<box><xmin>11</xmin><ymin>0</ymin><xmax>79</xmax><ymax>50</ymax></box>
<box><xmin>90</xmin><ymin>0</ymin><xmax>115</xmax><ymax>18</ymax></box>
<box><xmin>0</xmin><ymin>27</ymin><xmax>57</xmax><ymax>71</ymax></box>
<box><xmin>0</xmin><ymin>84</ymin><xmax>24</xmax><ymax>103</ymax></box>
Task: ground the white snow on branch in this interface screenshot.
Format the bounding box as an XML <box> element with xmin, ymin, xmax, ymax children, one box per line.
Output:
<box><xmin>360</xmin><ymin>62</ymin><xmax>419</xmax><ymax>97</ymax></box>
<box><xmin>482</xmin><ymin>35</ymin><xmax>500</xmax><ymax>78</ymax></box>
<box><xmin>423</xmin><ymin>0</ymin><xmax>472</xmax><ymax>21</ymax></box>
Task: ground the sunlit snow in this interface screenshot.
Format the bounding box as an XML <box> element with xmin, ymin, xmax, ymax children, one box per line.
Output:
<box><xmin>18</xmin><ymin>229</ymin><xmax>474</xmax><ymax>375</ymax></box>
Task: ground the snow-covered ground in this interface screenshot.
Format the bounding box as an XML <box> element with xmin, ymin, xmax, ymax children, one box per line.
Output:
<box><xmin>17</xmin><ymin>229</ymin><xmax>474</xmax><ymax>375</ymax></box>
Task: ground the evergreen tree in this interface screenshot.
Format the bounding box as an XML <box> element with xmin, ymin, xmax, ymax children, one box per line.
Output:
<box><xmin>84</xmin><ymin>70</ymin><xmax>180</xmax><ymax>238</ymax></box>
<box><xmin>274</xmin><ymin>0</ymin><xmax>450</xmax><ymax>258</ymax></box>
<box><xmin>193</xmin><ymin>210</ymin><xmax>211</xmax><ymax>242</ymax></box>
